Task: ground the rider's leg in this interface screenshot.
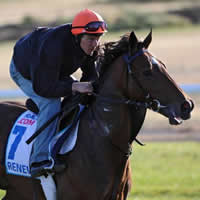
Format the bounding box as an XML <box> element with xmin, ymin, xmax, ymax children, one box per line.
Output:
<box><xmin>29</xmin><ymin>97</ymin><xmax>61</xmax><ymax>165</ymax></box>
<box><xmin>10</xmin><ymin>59</ymin><xmax>65</xmax><ymax>177</ymax></box>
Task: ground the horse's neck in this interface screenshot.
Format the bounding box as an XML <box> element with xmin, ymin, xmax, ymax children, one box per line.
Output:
<box><xmin>90</xmin><ymin>59</ymin><xmax>132</xmax><ymax>151</ymax></box>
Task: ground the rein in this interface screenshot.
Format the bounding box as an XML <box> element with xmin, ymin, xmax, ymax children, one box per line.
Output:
<box><xmin>92</xmin><ymin>92</ymin><xmax>149</xmax><ymax>109</ymax></box>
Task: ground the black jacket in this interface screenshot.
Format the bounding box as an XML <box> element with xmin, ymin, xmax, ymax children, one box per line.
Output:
<box><xmin>13</xmin><ymin>24</ymin><xmax>98</xmax><ymax>98</ymax></box>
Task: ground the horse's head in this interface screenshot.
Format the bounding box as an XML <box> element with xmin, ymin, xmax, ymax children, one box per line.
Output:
<box><xmin>122</xmin><ymin>30</ymin><xmax>194</xmax><ymax>125</ymax></box>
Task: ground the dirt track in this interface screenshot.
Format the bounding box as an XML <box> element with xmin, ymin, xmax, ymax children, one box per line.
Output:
<box><xmin>148</xmin><ymin>29</ymin><xmax>200</xmax><ymax>84</ymax></box>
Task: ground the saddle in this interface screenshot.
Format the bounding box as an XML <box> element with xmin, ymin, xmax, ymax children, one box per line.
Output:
<box><xmin>0</xmin><ymin>94</ymin><xmax>92</xmax><ymax>189</ymax></box>
<box><xmin>25</xmin><ymin>94</ymin><xmax>83</xmax><ymax>132</ymax></box>
<box><xmin>25</xmin><ymin>93</ymin><xmax>95</xmax><ymax>131</ymax></box>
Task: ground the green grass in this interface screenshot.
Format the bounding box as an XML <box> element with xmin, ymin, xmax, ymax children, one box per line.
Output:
<box><xmin>128</xmin><ymin>142</ymin><xmax>200</xmax><ymax>200</ymax></box>
<box><xmin>0</xmin><ymin>190</ymin><xmax>5</xmax><ymax>199</ymax></box>
<box><xmin>1</xmin><ymin>142</ymin><xmax>199</xmax><ymax>199</ymax></box>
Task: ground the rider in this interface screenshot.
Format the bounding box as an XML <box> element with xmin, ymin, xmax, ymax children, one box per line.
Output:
<box><xmin>9</xmin><ymin>9</ymin><xmax>107</xmax><ymax>177</ymax></box>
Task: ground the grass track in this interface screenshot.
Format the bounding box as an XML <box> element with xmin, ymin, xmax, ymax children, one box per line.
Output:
<box><xmin>128</xmin><ymin>142</ymin><xmax>200</xmax><ymax>200</ymax></box>
<box><xmin>1</xmin><ymin>142</ymin><xmax>199</xmax><ymax>199</ymax></box>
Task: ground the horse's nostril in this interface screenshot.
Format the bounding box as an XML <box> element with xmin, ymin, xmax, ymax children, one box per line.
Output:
<box><xmin>181</xmin><ymin>100</ymin><xmax>194</xmax><ymax>113</ymax></box>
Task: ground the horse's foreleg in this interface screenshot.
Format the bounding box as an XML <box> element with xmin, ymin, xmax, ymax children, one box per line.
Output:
<box><xmin>32</xmin><ymin>179</ymin><xmax>46</xmax><ymax>200</ymax></box>
<box><xmin>124</xmin><ymin>161</ymin><xmax>132</xmax><ymax>200</ymax></box>
<box><xmin>122</xmin><ymin>180</ymin><xmax>130</xmax><ymax>200</ymax></box>
<box><xmin>117</xmin><ymin>160</ymin><xmax>132</xmax><ymax>200</ymax></box>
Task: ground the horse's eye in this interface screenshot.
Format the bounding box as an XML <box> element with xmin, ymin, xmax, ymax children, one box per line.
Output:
<box><xmin>143</xmin><ymin>70</ymin><xmax>152</xmax><ymax>76</ymax></box>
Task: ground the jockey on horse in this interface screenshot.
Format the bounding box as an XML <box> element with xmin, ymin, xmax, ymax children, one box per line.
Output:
<box><xmin>9</xmin><ymin>9</ymin><xmax>107</xmax><ymax>178</ymax></box>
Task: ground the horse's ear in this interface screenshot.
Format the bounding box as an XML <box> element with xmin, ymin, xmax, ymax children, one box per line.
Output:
<box><xmin>129</xmin><ymin>31</ymin><xmax>138</xmax><ymax>54</ymax></box>
<box><xmin>143</xmin><ymin>29</ymin><xmax>152</xmax><ymax>49</ymax></box>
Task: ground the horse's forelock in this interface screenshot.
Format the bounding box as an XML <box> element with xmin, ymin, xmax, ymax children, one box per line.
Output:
<box><xmin>98</xmin><ymin>34</ymin><xmax>131</xmax><ymax>78</ymax></box>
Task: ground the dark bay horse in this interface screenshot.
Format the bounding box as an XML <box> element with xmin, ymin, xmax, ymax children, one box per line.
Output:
<box><xmin>0</xmin><ymin>31</ymin><xmax>194</xmax><ymax>200</ymax></box>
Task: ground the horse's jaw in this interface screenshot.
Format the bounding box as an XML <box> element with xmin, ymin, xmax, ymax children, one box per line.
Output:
<box><xmin>169</xmin><ymin>116</ymin><xmax>183</xmax><ymax>125</ymax></box>
<box><xmin>159</xmin><ymin>108</ymin><xmax>182</xmax><ymax>125</ymax></box>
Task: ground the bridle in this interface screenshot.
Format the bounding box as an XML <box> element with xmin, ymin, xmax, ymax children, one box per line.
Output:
<box><xmin>93</xmin><ymin>49</ymin><xmax>169</xmax><ymax>200</ymax></box>
<box><xmin>93</xmin><ymin>48</ymin><xmax>167</xmax><ymax>112</ymax></box>
<box><xmin>123</xmin><ymin>48</ymin><xmax>167</xmax><ymax>112</ymax></box>
<box><xmin>91</xmin><ymin>48</ymin><xmax>168</xmax><ymax>152</ymax></box>
<box><xmin>93</xmin><ymin>47</ymin><xmax>190</xmax><ymax>200</ymax></box>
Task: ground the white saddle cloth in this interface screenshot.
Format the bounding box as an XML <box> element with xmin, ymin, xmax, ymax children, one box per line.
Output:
<box><xmin>5</xmin><ymin>110</ymin><xmax>79</xmax><ymax>177</ymax></box>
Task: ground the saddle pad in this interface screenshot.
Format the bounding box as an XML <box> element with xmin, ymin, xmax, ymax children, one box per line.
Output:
<box><xmin>49</xmin><ymin>120</ymin><xmax>80</xmax><ymax>156</ymax></box>
<box><xmin>5</xmin><ymin>110</ymin><xmax>37</xmax><ymax>177</ymax></box>
<box><xmin>49</xmin><ymin>105</ymin><xmax>85</xmax><ymax>158</ymax></box>
<box><xmin>5</xmin><ymin>108</ymin><xmax>82</xmax><ymax>177</ymax></box>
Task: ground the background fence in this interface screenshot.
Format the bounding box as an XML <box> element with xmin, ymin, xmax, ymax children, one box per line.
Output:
<box><xmin>0</xmin><ymin>84</ymin><xmax>199</xmax><ymax>99</ymax></box>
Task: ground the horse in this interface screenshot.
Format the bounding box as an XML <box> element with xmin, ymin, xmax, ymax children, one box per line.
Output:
<box><xmin>0</xmin><ymin>30</ymin><xmax>194</xmax><ymax>200</ymax></box>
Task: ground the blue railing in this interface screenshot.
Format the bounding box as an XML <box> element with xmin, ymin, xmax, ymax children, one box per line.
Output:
<box><xmin>0</xmin><ymin>84</ymin><xmax>200</xmax><ymax>99</ymax></box>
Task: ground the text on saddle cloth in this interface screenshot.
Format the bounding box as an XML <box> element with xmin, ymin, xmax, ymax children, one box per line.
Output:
<box><xmin>5</xmin><ymin>108</ymin><xmax>82</xmax><ymax>177</ymax></box>
<box><xmin>5</xmin><ymin>110</ymin><xmax>37</xmax><ymax>177</ymax></box>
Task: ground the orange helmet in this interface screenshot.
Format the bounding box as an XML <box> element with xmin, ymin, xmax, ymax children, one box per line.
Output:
<box><xmin>71</xmin><ymin>9</ymin><xmax>107</xmax><ymax>35</ymax></box>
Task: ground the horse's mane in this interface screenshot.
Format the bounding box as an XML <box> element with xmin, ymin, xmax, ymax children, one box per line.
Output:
<box><xmin>97</xmin><ymin>33</ymin><xmax>130</xmax><ymax>78</ymax></box>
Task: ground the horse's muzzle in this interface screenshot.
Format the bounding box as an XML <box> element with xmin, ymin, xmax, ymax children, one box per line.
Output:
<box><xmin>159</xmin><ymin>99</ymin><xmax>194</xmax><ymax>125</ymax></box>
<box><xmin>180</xmin><ymin>100</ymin><xmax>194</xmax><ymax>120</ymax></box>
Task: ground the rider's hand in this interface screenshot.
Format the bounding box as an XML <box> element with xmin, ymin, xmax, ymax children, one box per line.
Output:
<box><xmin>72</xmin><ymin>82</ymin><xmax>93</xmax><ymax>94</ymax></box>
